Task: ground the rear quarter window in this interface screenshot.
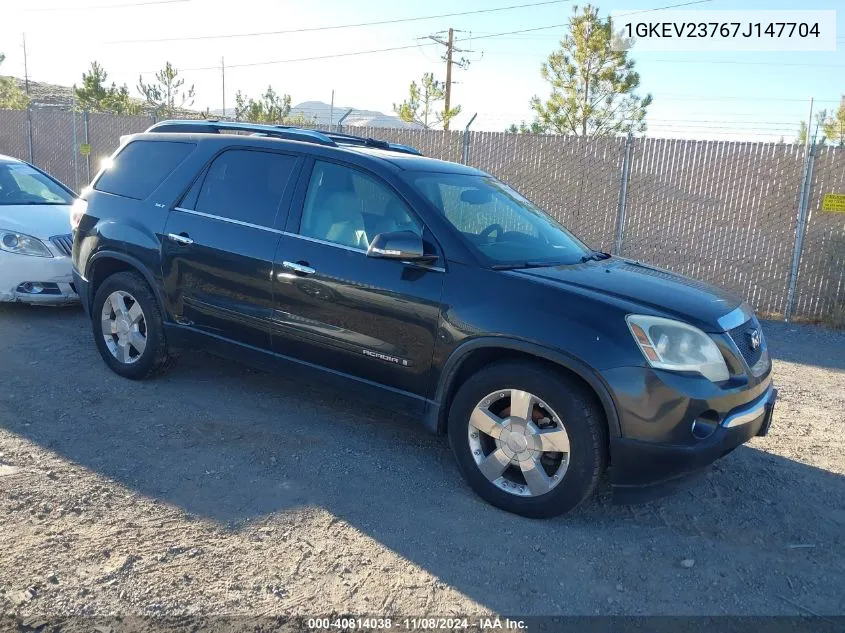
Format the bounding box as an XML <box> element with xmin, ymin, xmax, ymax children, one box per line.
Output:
<box><xmin>94</xmin><ymin>140</ymin><xmax>195</xmax><ymax>200</ymax></box>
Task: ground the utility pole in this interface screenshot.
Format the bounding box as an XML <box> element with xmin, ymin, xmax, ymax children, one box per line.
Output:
<box><xmin>22</xmin><ymin>33</ymin><xmax>30</xmax><ymax>96</ymax></box>
<box><xmin>804</xmin><ymin>97</ymin><xmax>814</xmax><ymax>153</ymax></box>
<box><xmin>424</xmin><ymin>28</ymin><xmax>471</xmax><ymax>130</ymax></box>
<box><xmin>839</xmin><ymin>94</ymin><xmax>844</xmax><ymax>147</ymax></box>
<box><xmin>444</xmin><ymin>28</ymin><xmax>454</xmax><ymax>129</ymax></box>
<box><xmin>221</xmin><ymin>57</ymin><xmax>225</xmax><ymax>118</ymax></box>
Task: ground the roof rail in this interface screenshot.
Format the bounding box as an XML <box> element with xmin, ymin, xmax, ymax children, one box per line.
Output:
<box><xmin>145</xmin><ymin>120</ymin><xmax>336</xmax><ymax>147</ymax></box>
<box><xmin>144</xmin><ymin>119</ymin><xmax>422</xmax><ymax>156</ymax></box>
<box><xmin>320</xmin><ymin>131</ymin><xmax>422</xmax><ymax>156</ymax></box>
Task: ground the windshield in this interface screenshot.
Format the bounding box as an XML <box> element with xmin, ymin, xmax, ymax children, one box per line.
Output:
<box><xmin>0</xmin><ymin>162</ymin><xmax>74</xmax><ymax>206</ymax></box>
<box><xmin>406</xmin><ymin>172</ymin><xmax>590</xmax><ymax>266</ymax></box>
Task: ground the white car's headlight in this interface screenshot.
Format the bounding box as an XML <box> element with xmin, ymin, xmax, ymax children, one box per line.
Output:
<box><xmin>0</xmin><ymin>230</ymin><xmax>53</xmax><ymax>258</ymax></box>
<box><xmin>626</xmin><ymin>314</ymin><xmax>729</xmax><ymax>382</ymax></box>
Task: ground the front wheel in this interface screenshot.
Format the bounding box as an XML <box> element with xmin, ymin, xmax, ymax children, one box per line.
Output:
<box><xmin>92</xmin><ymin>271</ymin><xmax>172</xmax><ymax>379</ymax></box>
<box><xmin>448</xmin><ymin>361</ymin><xmax>607</xmax><ymax>518</ymax></box>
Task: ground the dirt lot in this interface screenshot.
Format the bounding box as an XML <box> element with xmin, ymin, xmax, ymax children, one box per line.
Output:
<box><xmin>0</xmin><ymin>304</ymin><xmax>843</xmax><ymax>621</ymax></box>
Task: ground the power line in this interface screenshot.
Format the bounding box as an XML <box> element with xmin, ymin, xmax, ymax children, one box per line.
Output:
<box><xmin>480</xmin><ymin>50</ymin><xmax>845</xmax><ymax>69</ymax></box>
<box><xmin>469</xmin><ymin>25</ymin><xmax>568</xmax><ymax>41</ymax></box>
<box><xmin>109</xmin><ymin>0</ymin><xmax>572</xmax><ymax>44</ymax></box>
<box><xmin>656</xmin><ymin>95</ymin><xmax>841</xmax><ymax>103</ymax></box>
<box><xmin>143</xmin><ymin>43</ymin><xmax>436</xmax><ymax>74</ymax></box>
<box><xmin>137</xmin><ymin>25</ymin><xmax>571</xmax><ymax>74</ymax></box>
<box><xmin>613</xmin><ymin>0</ymin><xmax>714</xmax><ymax>17</ymax></box>
<box><xmin>645</xmin><ymin>120</ymin><xmax>805</xmax><ymax>126</ymax></box>
<box><xmin>24</xmin><ymin>0</ymin><xmax>187</xmax><ymax>10</ymax></box>
<box><xmin>650</xmin><ymin>59</ymin><xmax>845</xmax><ymax>69</ymax></box>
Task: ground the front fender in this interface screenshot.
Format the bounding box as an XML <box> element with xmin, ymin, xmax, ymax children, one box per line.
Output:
<box><xmin>424</xmin><ymin>336</ymin><xmax>621</xmax><ymax>438</ymax></box>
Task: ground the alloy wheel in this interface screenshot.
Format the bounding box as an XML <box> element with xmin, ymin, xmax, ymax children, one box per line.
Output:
<box><xmin>100</xmin><ymin>290</ymin><xmax>147</xmax><ymax>364</ymax></box>
<box><xmin>467</xmin><ymin>389</ymin><xmax>570</xmax><ymax>497</ymax></box>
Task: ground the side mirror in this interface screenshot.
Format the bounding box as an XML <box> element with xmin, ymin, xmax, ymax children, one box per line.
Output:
<box><xmin>367</xmin><ymin>230</ymin><xmax>437</xmax><ymax>264</ymax></box>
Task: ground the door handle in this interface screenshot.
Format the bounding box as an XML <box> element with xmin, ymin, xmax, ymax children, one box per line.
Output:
<box><xmin>282</xmin><ymin>261</ymin><xmax>316</xmax><ymax>275</ymax></box>
<box><xmin>167</xmin><ymin>233</ymin><xmax>193</xmax><ymax>245</ymax></box>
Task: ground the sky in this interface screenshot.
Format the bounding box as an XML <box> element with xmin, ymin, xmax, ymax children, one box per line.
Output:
<box><xmin>1</xmin><ymin>0</ymin><xmax>844</xmax><ymax>141</ymax></box>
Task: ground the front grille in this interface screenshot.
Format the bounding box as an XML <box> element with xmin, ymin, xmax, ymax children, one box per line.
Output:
<box><xmin>50</xmin><ymin>234</ymin><xmax>73</xmax><ymax>257</ymax></box>
<box><xmin>727</xmin><ymin>317</ymin><xmax>765</xmax><ymax>368</ymax></box>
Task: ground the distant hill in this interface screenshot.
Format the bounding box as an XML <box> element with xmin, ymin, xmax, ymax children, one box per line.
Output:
<box><xmin>2</xmin><ymin>76</ymin><xmax>188</xmax><ymax>116</ymax></box>
<box><xmin>293</xmin><ymin>101</ymin><xmax>422</xmax><ymax>129</ymax></box>
<box><xmin>4</xmin><ymin>77</ymin><xmax>75</xmax><ymax>108</ymax></box>
<box><xmin>5</xmin><ymin>78</ymin><xmax>419</xmax><ymax>129</ymax></box>
<box><xmin>209</xmin><ymin>100</ymin><xmax>421</xmax><ymax>129</ymax></box>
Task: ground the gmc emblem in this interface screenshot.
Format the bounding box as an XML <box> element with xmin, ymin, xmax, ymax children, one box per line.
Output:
<box><xmin>747</xmin><ymin>328</ymin><xmax>761</xmax><ymax>351</ymax></box>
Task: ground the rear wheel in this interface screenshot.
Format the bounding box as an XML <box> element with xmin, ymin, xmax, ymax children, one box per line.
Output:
<box><xmin>448</xmin><ymin>361</ymin><xmax>607</xmax><ymax>518</ymax></box>
<box><xmin>92</xmin><ymin>271</ymin><xmax>172</xmax><ymax>379</ymax></box>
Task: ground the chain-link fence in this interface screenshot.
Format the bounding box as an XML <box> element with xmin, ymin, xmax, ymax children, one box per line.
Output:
<box><xmin>0</xmin><ymin>106</ymin><xmax>842</xmax><ymax>323</ymax></box>
<box><xmin>0</xmin><ymin>105</ymin><xmax>156</xmax><ymax>192</ymax></box>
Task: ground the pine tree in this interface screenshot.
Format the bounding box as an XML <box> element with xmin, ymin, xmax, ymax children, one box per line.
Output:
<box><xmin>0</xmin><ymin>53</ymin><xmax>30</xmax><ymax>110</ymax></box>
<box><xmin>137</xmin><ymin>62</ymin><xmax>195</xmax><ymax>117</ymax></box>
<box><xmin>528</xmin><ymin>4</ymin><xmax>652</xmax><ymax>136</ymax></box>
<box><xmin>394</xmin><ymin>73</ymin><xmax>461</xmax><ymax>130</ymax></box>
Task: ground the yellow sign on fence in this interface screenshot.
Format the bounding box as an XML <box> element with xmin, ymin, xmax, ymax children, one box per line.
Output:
<box><xmin>822</xmin><ymin>193</ymin><xmax>845</xmax><ymax>212</ymax></box>
<box><xmin>79</xmin><ymin>143</ymin><xmax>91</xmax><ymax>156</ymax></box>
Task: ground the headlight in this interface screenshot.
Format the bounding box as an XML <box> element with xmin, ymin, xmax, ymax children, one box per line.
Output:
<box><xmin>626</xmin><ymin>315</ymin><xmax>729</xmax><ymax>382</ymax></box>
<box><xmin>0</xmin><ymin>230</ymin><xmax>53</xmax><ymax>258</ymax></box>
<box><xmin>70</xmin><ymin>197</ymin><xmax>88</xmax><ymax>231</ymax></box>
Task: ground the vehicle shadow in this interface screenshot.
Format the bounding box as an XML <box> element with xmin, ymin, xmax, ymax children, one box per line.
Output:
<box><xmin>1</xmin><ymin>304</ymin><xmax>844</xmax><ymax>615</ymax></box>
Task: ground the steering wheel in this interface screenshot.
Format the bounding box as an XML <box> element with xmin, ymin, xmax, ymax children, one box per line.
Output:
<box><xmin>479</xmin><ymin>223</ymin><xmax>504</xmax><ymax>242</ymax></box>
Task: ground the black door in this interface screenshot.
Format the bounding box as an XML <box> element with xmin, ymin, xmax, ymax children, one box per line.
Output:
<box><xmin>161</xmin><ymin>148</ymin><xmax>302</xmax><ymax>349</ymax></box>
<box><xmin>271</xmin><ymin>159</ymin><xmax>444</xmax><ymax>397</ymax></box>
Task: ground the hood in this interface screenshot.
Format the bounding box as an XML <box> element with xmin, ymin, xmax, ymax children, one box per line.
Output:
<box><xmin>0</xmin><ymin>204</ymin><xmax>73</xmax><ymax>239</ymax></box>
<box><xmin>513</xmin><ymin>257</ymin><xmax>742</xmax><ymax>331</ymax></box>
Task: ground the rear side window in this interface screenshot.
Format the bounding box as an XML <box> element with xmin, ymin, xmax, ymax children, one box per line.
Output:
<box><xmin>192</xmin><ymin>149</ymin><xmax>298</xmax><ymax>227</ymax></box>
<box><xmin>94</xmin><ymin>140</ymin><xmax>195</xmax><ymax>200</ymax></box>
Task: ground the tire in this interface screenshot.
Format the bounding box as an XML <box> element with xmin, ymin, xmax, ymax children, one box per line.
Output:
<box><xmin>447</xmin><ymin>361</ymin><xmax>607</xmax><ymax>518</ymax></box>
<box><xmin>92</xmin><ymin>271</ymin><xmax>173</xmax><ymax>379</ymax></box>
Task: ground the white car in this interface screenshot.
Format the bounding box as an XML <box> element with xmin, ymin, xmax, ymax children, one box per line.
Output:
<box><xmin>0</xmin><ymin>154</ymin><xmax>79</xmax><ymax>305</ymax></box>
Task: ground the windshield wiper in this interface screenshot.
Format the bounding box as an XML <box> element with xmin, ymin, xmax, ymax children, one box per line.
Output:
<box><xmin>3</xmin><ymin>201</ymin><xmax>70</xmax><ymax>206</ymax></box>
<box><xmin>491</xmin><ymin>260</ymin><xmax>569</xmax><ymax>270</ymax></box>
<box><xmin>580</xmin><ymin>250</ymin><xmax>612</xmax><ymax>263</ymax></box>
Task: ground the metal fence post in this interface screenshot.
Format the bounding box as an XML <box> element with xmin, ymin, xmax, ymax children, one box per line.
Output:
<box><xmin>614</xmin><ymin>132</ymin><xmax>634</xmax><ymax>255</ymax></box>
<box><xmin>71</xmin><ymin>105</ymin><xmax>79</xmax><ymax>192</ymax></box>
<box><xmin>336</xmin><ymin>109</ymin><xmax>352</xmax><ymax>133</ymax></box>
<box><xmin>785</xmin><ymin>140</ymin><xmax>818</xmax><ymax>322</ymax></box>
<box><xmin>461</xmin><ymin>113</ymin><xmax>477</xmax><ymax>165</ymax></box>
<box><xmin>84</xmin><ymin>109</ymin><xmax>91</xmax><ymax>184</ymax></box>
<box><xmin>26</xmin><ymin>105</ymin><xmax>34</xmax><ymax>164</ymax></box>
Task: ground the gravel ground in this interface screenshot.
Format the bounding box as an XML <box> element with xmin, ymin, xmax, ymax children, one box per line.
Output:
<box><xmin>0</xmin><ymin>304</ymin><xmax>843</xmax><ymax>621</ymax></box>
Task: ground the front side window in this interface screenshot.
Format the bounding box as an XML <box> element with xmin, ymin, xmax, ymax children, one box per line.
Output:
<box><xmin>194</xmin><ymin>149</ymin><xmax>298</xmax><ymax>227</ymax></box>
<box><xmin>406</xmin><ymin>172</ymin><xmax>590</xmax><ymax>266</ymax></box>
<box><xmin>300</xmin><ymin>161</ymin><xmax>421</xmax><ymax>250</ymax></box>
<box><xmin>0</xmin><ymin>162</ymin><xmax>74</xmax><ymax>205</ymax></box>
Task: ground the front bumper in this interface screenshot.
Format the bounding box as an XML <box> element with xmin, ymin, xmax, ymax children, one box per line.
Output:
<box><xmin>73</xmin><ymin>268</ymin><xmax>91</xmax><ymax>316</ymax></box>
<box><xmin>0</xmin><ymin>251</ymin><xmax>78</xmax><ymax>305</ymax></box>
<box><xmin>602</xmin><ymin>363</ymin><xmax>776</xmax><ymax>501</ymax></box>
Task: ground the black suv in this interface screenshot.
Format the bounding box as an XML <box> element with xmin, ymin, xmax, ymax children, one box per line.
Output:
<box><xmin>71</xmin><ymin>120</ymin><xmax>776</xmax><ymax>518</ymax></box>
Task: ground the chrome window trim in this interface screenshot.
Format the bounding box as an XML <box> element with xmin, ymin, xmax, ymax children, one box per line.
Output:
<box><xmin>717</xmin><ymin>303</ymin><xmax>753</xmax><ymax>331</ymax></box>
<box><xmin>172</xmin><ymin>207</ymin><xmax>283</xmax><ymax>234</ymax></box>
<box><xmin>281</xmin><ymin>231</ymin><xmax>446</xmax><ymax>273</ymax></box>
<box><xmin>281</xmin><ymin>231</ymin><xmax>366</xmax><ymax>253</ymax></box>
